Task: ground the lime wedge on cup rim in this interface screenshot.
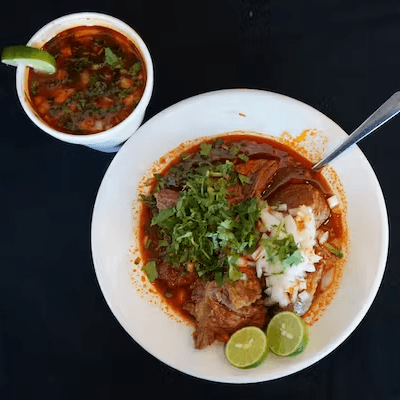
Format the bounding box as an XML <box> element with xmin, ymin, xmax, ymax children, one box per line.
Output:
<box><xmin>225</xmin><ymin>326</ymin><xmax>268</xmax><ymax>369</ymax></box>
<box><xmin>1</xmin><ymin>45</ymin><xmax>56</xmax><ymax>73</ymax></box>
<box><xmin>266</xmin><ymin>311</ymin><xmax>310</xmax><ymax>357</ymax></box>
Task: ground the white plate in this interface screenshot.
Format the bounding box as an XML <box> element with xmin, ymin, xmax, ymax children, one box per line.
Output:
<box><xmin>91</xmin><ymin>89</ymin><xmax>388</xmax><ymax>383</ymax></box>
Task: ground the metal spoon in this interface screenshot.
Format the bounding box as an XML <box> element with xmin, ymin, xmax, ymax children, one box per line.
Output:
<box><xmin>312</xmin><ymin>91</ymin><xmax>400</xmax><ymax>171</ymax></box>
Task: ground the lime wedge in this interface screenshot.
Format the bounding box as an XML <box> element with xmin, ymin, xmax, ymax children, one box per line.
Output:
<box><xmin>266</xmin><ymin>311</ymin><xmax>309</xmax><ymax>357</ymax></box>
<box><xmin>1</xmin><ymin>45</ymin><xmax>56</xmax><ymax>73</ymax></box>
<box><xmin>225</xmin><ymin>326</ymin><xmax>268</xmax><ymax>369</ymax></box>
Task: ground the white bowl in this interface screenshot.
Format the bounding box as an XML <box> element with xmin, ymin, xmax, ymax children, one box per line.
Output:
<box><xmin>16</xmin><ymin>12</ymin><xmax>154</xmax><ymax>152</ymax></box>
<box><xmin>91</xmin><ymin>89</ymin><xmax>388</xmax><ymax>383</ymax></box>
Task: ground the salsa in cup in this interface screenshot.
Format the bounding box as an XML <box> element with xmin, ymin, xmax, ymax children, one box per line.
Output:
<box><xmin>27</xmin><ymin>25</ymin><xmax>146</xmax><ymax>135</ymax></box>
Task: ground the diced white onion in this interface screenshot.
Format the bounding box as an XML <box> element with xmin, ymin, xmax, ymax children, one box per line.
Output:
<box><xmin>95</xmin><ymin>121</ymin><xmax>103</xmax><ymax>130</ymax></box>
<box><xmin>278</xmin><ymin>203</ymin><xmax>288</xmax><ymax>211</ymax></box>
<box><xmin>320</xmin><ymin>268</ymin><xmax>334</xmax><ymax>291</ymax></box>
<box><xmin>319</xmin><ymin>230</ymin><xmax>329</xmax><ymax>245</ymax></box>
<box><xmin>251</xmin><ymin>246</ymin><xmax>264</xmax><ymax>262</ymax></box>
<box><xmin>291</xmin><ymin>285</ymin><xmax>299</xmax><ymax>303</ymax></box>
<box><xmin>256</xmin><ymin>262</ymin><xmax>263</xmax><ymax>278</ymax></box>
<box><xmin>298</xmin><ymin>290</ymin><xmax>311</xmax><ymax>302</ymax></box>
<box><xmin>327</xmin><ymin>195</ymin><xmax>339</xmax><ymax>209</ymax></box>
<box><xmin>260</xmin><ymin>208</ymin><xmax>281</xmax><ymax>229</ymax></box>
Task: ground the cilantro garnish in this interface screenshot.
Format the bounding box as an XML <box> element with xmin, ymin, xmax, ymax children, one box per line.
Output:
<box><xmin>118</xmin><ymin>86</ymin><xmax>133</xmax><ymax>99</ymax></box>
<box><xmin>231</xmin><ymin>144</ymin><xmax>241</xmax><ymax>155</ymax></box>
<box><xmin>325</xmin><ymin>243</ymin><xmax>343</xmax><ymax>258</ymax></box>
<box><xmin>105</xmin><ymin>48</ymin><xmax>123</xmax><ymax>68</ymax></box>
<box><xmin>129</xmin><ymin>61</ymin><xmax>141</xmax><ymax>78</ymax></box>
<box><xmin>199</xmin><ymin>142</ymin><xmax>212</xmax><ymax>156</ymax></box>
<box><xmin>150</xmin><ymin>160</ymin><xmax>263</xmax><ymax>283</ymax></box>
<box><xmin>180</xmin><ymin>152</ymin><xmax>192</xmax><ymax>161</ymax></box>
<box><xmin>143</xmin><ymin>261</ymin><xmax>158</xmax><ymax>282</ymax></box>
<box><xmin>260</xmin><ymin>221</ymin><xmax>303</xmax><ymax>271</ymax></box>
<box><xmin>238</xmin><ymin>153</ymin><xmax>249</xmax><ymax>162</ymax></box>
<box><xmin>31</xmin><ymin>80</ymin><xmax>38</xmax><ymax>96</ymax></box>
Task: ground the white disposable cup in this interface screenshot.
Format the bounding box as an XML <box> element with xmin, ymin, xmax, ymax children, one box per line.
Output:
<box><xmin>16</xmin><ymin>12</ymin><xmax>154</xmax><ymax>152</ymax></box>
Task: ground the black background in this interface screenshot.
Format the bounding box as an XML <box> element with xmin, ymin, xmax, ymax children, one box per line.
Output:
<box><xmin>1</xmin><ymin>1</ymin><xmax>399</xmax><ymax>399</ymax></box>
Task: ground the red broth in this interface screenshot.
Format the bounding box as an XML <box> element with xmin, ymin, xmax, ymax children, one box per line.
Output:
<box><xmin>27</xmin><ymin>26</ymin><xmax>146</xmax><ymax>135</ymax></box>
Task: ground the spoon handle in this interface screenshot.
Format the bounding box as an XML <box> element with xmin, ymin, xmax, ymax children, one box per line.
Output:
<box><xmin>312</xmin><ymin>91</ymin><xmax>400</xmax><ymax>171</ymax></box>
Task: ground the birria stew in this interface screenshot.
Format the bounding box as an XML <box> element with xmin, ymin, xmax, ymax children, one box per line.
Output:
<box><xmin>139</xmin><ymin>134</ymin><xmax>347</xmax><ymax>349</ymax></box>
<box><xmin>27</xmin><ymin>25</ymin><xmax>146</xmax><ymax>135</ymax></box>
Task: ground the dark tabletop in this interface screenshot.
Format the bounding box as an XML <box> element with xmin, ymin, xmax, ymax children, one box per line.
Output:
<box><xmin>1</xmin><ymin>1</ymin><xmax>399</xmax><ymax>399</ymax></box>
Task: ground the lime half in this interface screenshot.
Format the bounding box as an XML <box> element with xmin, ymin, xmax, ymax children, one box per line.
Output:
<box><xmin>225</xmin><ymin>326</ymin><xmax>268</xmax><ymax>369</ymax></box>
<box><xmin>266</xmin><ymin>311</ymin><xmax>310</xmax><ymax>357</ymax></box>
<box><xmin>1</xmin><ymin>45</ymin><xmax>56</xmax><ymax>73</ymax></box>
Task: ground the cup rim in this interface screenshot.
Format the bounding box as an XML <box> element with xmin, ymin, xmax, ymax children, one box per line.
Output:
<box><xmin>16</xmin><ymin>11</ymin><xmax>154</xmax><ymax>144</ymax></box>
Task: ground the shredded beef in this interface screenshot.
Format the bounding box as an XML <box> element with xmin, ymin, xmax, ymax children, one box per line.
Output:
<box><xmin>183</xmin><ymin>268</ymin><xmax>266</xmax><ymax>349</ymax></box>
<box><xmin>154</xmin><ymin>188</ymin><xmax>180</xmax><ymax>210</ymax></box>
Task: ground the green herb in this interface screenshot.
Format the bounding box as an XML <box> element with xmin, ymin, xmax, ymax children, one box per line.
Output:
<box><xmin>274</xmin><ymin>201</ymin><xmax>280</xmax><ymax>210</ymax></box>
<box><xmin>165</xmin><ymin>292</ymin><xmax>173</xmax><ymax>298</ymax></box>
<box><xmin>150</xmin><ymin>161</ymin><xmax>263</xmax><ymax>280</ymax></box>
<box><xmin>139</xmin><ymin>194</ymin><xmax>153</xmax><ymax>203</ymax></box>
<box><xmin>105</xmin><ymin>47</ymin><xmax>123</xmax><ymax>68</ymax></box>
<box><xmin>144</xmin><ymin>237</ymin><xmax>152</xmax><ymax>249</ymax></box>
<box><xmin>62</xmin><ymin>105</ymin><xmax>71</xmax><ymax>114</ymax></box>
<box><xmin>260</xmin><ymin>222</ymin><xmax>303</xmax><ymax>271</ymax></box>
<box><xmin>118</xmin><ymin>86</ymin><xmax>133</xmax><ymax>99</ymax></box>
<box><xmin>231</xmin><ymin>144</ymin><xmax>241</xmax><ymax>155</ymax></box>
<box><xmin>151</xmin><ymin>207</ymin><xmax>176</xmax><ymax>228</ymax></box>
<box><xmin>199</xmin><ymin>142</ymin><xmax>212</xmax><ymax>156</ymax></box>
<box><xmin>143</xmin><ymin>261</ymin><xmax>158</xmax><ymax>282</ymax></box>
<box><xmin>214</xmin><ymin>138</ymin><xmax>224</xmax><ymax>147</ymax></box>
<box><xmin>158</xmin><ymin>240</ymin><xmax>169</xmax><ymax>247</ymax></box>
<box><xmin>31</xmin><ymin>80</ymin><xmax>38</xmax><ymax>96</ymax></box>
<box><xmin>227</xmin><ymin>255</ymin><xmax>243</xmax><ymax>282</ymax></box>
<box><xmin>238</xmin><ymin>174</ymin><xmax>251</xmax><ymax>185</ymax></box>
<box><xmin>238</xmin><ymin>153</ymin><xmax>249</xmax><ymax>162</ymax></box>
<box><xmin>325</xmin><ymin>243</ymin><xmax>343</xmax><ymax>258</ymax></box>
<box><xmin>129</xmin><ymin>61</ymin><xmax>141</xmax><ymax>78</ymax></box>
<box><xmin>180</xmin><ymin>152</ymin><xmax>192</xmax><ymax>161</ymax></box>
<box><xmin>67</xmin><ymin>57</ymin><xmax>91</xmax><ymax>73</ymax></box>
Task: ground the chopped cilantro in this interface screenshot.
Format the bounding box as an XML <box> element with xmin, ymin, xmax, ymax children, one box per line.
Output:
<box><xmin>260</xmin><ymin>222</ymin><xmax>303</xmax><ymax>271</ymax></box>
<box><xmin>143</xmin><ymin>261</ymin><xmax>158</xmax><ymax>282</ymax></box>
<box><xmin>62</xmin><ymin>105</ymin><xmax>71</xmax><ymax>114</ymax></box>
<box><xmin>129</xmin><ymin>61</ymin><xmax>141</xmax><ymax>77</ymax></box>
<box><xmin>227</xmin><ymin>255</ymin><xmax>243</xmax><ymax>282</ymax></box>
<box><xmin>231</xmin><ymin>144</ymin><xmax>241</xmax><ymax>155</ymax></box>
<box><xmin>118</xmin><ymin>86</ymin><xmax>133</xmax><ymax>99</ymax></box>
<box><xmin>199</xmin><ymin>142</ymin><xmax>212</xmax><ymax>156</ymax></box>
<box><xmin>238</xmin><ymin>153</ymin><xmax>249</xmax><ymax>162</ymax></box>
<box><xmin>105</xmin><ymin>48</ymin><xmax>123</xmax><ymax>68</ymax></box>
<box><xmin>180</xmin><ymin>152</ymin><xmax>192</xmax><ymax>160</ymax></box>
<box><xmin>325</xmin><ymin>243</ymin><xmax>343</xmax><ymax>258</ymax></box>
<box><xmin>31</xmin><ymin>80</ymin><xmax>38</xmax><ymax>96</ymax></box>
<box><xmin>214</xmin><ymin>137</ymin><xmax>224</xmax><ymax>147</ymax></box>
<box><xmin>151</xmin><ymin>207</ymin><xmax>176</xmax><ymax>228</ymax></box>
<box><xmin>238</xmin><ymin>174</ymin><xmax>251</xmax><ymax>185</ymax></box>
<box><xmin>144</xmin><ymin>237</ymin><xmax>152</xmax><ymax>249</ymax></box>
<box><xmin>150</xmin><ymin>161</ymin><xmax>263</xmax><ymax>280</ymax></box>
